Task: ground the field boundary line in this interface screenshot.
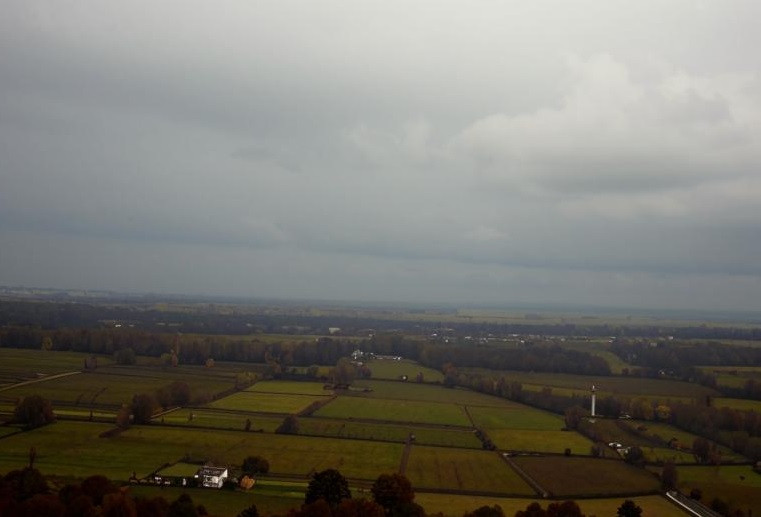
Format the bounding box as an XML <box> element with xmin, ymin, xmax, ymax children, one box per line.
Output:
<box><xmin>308</xmin><ymin>413</ymin><xmax>474</xmax><ymax>431</ymax></box>
<box><xmin>500</xmin><ymin>453</ymin><xmax>549</xmax><ymax>498</ymax></box>
<box><xmin>0</xmin><ymin>370</ymin><xmax>81</xmax><ymax>392</ymax></box>
<box><xmin>153</xmin><ymin>406</ymin><xmax>182</xmax><ymax>418</ymax></box>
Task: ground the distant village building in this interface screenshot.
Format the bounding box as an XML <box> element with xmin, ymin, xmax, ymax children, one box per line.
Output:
<box><xmin>196</xmin><ymin>466</ymin><xmax>228</xmax><ymax>489</ymax></box>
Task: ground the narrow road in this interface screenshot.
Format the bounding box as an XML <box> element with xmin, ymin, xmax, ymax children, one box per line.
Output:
<box><xmin>0</xmin><ymin>371</ymin><xmax>81</xmax><ymax>392</ymax></box>
<box><xmin>398</xmin><ymin>433</ymin><xmax>414</xmax><ymax>474</ymax></box>
<box><xmin>666</xmin><ymin>490</ymin><xmax>724</xmax><ymax>517</ymax></box>
<box><xmin>500</xmin><ymin>453</ymin><xmax>549</xmax><ymax>498</ymax></box>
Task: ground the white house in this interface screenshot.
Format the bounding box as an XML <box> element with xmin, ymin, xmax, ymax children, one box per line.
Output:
<box><xmin>196</xmin><ymin>466</ymin><xmax>228</xmax><ymax>489</ymax></box>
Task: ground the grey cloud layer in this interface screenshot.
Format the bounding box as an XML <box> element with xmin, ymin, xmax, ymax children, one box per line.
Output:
<box><xmin>1</xmin><ymin>1</ymin><xmax>761</xmax><ymax>310</ymax></box>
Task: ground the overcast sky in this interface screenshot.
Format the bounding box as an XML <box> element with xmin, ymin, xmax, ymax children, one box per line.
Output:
<box><xmin>2</xmin><ymin>1</ymin><xmax>761</xmax><ymax>311</ymax></box>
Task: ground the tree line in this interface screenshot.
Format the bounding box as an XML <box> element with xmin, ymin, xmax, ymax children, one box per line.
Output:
<box><xmin>0</xmin><ymin>326</ymin><xmax>612</xmax><ymax>377</ymax></box>
<box><xmin>0</xmin><ymin>465</ymin><xmax>632</xmax><ymax>517</ymax></box>
<box><xmin>3</xmin><ymin>299</ymin><xmax>760</xmax><ymax>340</ymax></box>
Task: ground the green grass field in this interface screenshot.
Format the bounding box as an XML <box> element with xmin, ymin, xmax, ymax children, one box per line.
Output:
<box><xmin>490</xmin><ymin>429</ymin><xmax>594</xmax><ymax>454</ymax></box>
<box><xmin>405</xmin><ymin>447</ymin><xmax>534</xmax><ymax>495</ymax></box>
<box><xmin>351</xmin><ymin>380</ymin><xmax>521</xmax><ymax>408</ymax></box>
<box><xmin>641</xmin><ymin>447</ymin><xmax>696</xmax><ymax>464</ymax></box>
<box><xmin>245</xmin><ymin>380</ymin><xmax>331</xmax><ymax>396</ymax></box>
<box><xmin>560</xmin><ymin>340</ymin><xmax>634</xmax><ymax>375</ymax></box>
<box><xmin>578</xmin><ymin>419</ymin><xmax>655</xmax><ymax>448</ymax></box>
<box><xmin>714</xmin><ymin>397</ymin><xmax>761</xmax><ymax>411</ymax></box>
<box><xmin>365</xmin><ymin>359</ymin><xmax>444</xmax><ymax>382</ymax></box>
<box><xmin>53</xmin><ymin>407</ymin><xmax>117</xmax><ymax>419</ymax></box>
<box><xmin>626</xmin><ymin>420</ymin><xmax>745</xmax><ymax>462</ymax></box>
<box><xmin>467</xmin><ymin>406</ymin><xmax>564</xmax><ymax>430</ymax></box>
<box><xmin>0</xmin><ymin>349</ymin><xmax>113</xmax><ymax>387</ymax></box>
<box><xmin>207</xmin><ymin>392</ymin><xmax>329</xmax><ymax>414</ymax></box>
<box><xmin>512</xmin><ymin>456</ymin><xmax>660</xmax><ymax>497</ymax></box>
<box><xmin>157</xmin><ymin>462</ymin><xmax>201</xmax><ymax>477</ymax></box>
<box><xmin>0</xmin><ymin>422</ymin><xmax>405</xmax><ymax>481</ymax></box>
<box><xmin>0</xmin><ymin>421</ymin><xmax>140</xmax><ymax>479</ymax></box>
<box><xmin>678</xmin><ymin>465</ymin><xmax>761</xmax><ymax>515</ymax></box>
<box><xmin>314</xmin><ymin>397</ymin><xmax>471</xmax><ymax>426</ymax></box>
<box><xmin>297</xmin><ymin>418</ymin><xmax>482</xmax><ymax>448</ymax></box>
<box><xmin>471</xmin><ymin>369</ymin><xmax>719</xmax><ymax>399</ymax></box>
<box><xmin>714</xmin><ymin>374</ymin><xmax>748</xmax><ymax>389</ymax></box>
<box><xmin>155</xmin><ymin>408</ymin><xmax>284</xmax><ymax>432</ymax></box>
<box><xmin>0</xmin><ymin>367</ymin><xmax>235</xmax><ymax>408</ymax></box>
<box><xmin>0</xmin><ymin>426</ymin><xmax>22</xmax><ymax>439</ymax></box>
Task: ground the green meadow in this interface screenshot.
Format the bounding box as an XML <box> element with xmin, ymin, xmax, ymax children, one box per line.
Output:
<box><xmin>314</xmin><ymin>396</ymin><xmax>471</xmax><ymax>426</ymax></box>
<box><xmin>405</xmin><ymin>447</ymin><xmax>534</xmax><ymax>495</ymax></box>
<box><xmin>490</xmin><ymin>429</ymin><xmax>594</xmax><ymax>454</ymax></box>
<box><xmin>207</xmin><ymin>392</ymin><xmax>329</xmax><ymax>414</ymax></box>
<box><xmin>512</xmin><ymin>456</ymin><xmax>661</xmax><ymax>497</ymax></box>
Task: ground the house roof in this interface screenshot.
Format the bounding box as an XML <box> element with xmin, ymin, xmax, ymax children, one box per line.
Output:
<box><xmin>197</xmin><ymin>466</ymin><xmax>227</xmax><ymax>476</ymax></box>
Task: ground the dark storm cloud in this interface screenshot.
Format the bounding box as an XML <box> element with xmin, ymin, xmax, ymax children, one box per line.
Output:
<box><xmin>1</xmin><ymin>1</ymin><xmax>761</xmax><ymax>310</ymax></box>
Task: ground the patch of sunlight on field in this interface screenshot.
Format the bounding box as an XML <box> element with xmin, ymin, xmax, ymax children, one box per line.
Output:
<box><xmin>365</xmin><ymin>359</ymin><xmax>444</xmax><ymax>382</ymax></box>
<box><xmin>246</xmin><ymin>380</ymin><xmax>330</xmax><ymax>396</ymax></box>
<box><xmin>468</xmin><ymin>406</ymin><xmax>564</xmax><ymax>430</ymax></box>
<box><xmin>208</xmin><ymin>392</ymin><xmax>328</xmax><ymax>414</ymax></box>
<box><xmin>490</xmin><ymin>429</ymin><xmax>593</xmax><ymax>454</ymax></box>
<box><xmin>314</xmin><ymin>396</ymin><xmax>471</xmax><ymax>426</ymax></box>
<box><xmin>714</xmin><ymin>397</ymin><xmax>761</xmax><ymax>411</ymax></box>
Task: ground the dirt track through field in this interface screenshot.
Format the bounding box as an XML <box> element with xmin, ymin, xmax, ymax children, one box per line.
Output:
<box><xmin>0</xmin><ymin>370</ymin><xmax>81</xmax><ymax>392</ymax></box>
<box><xmin>398</xmin><ymin>433</ymin><xmax>414</xmax><ymax>474</ymax></box>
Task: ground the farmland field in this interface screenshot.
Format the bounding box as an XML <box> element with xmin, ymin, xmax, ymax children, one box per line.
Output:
<box><xmin>560</xmin><ymin>340</ymin><xmax>634</xmax><ymax>374</ymax></box>
<box><xmin>1</xmin><ymin>341</ymin><xmax>757</xmax><ymax>515</ymax></box>
<box><xmin>641</xmin><ymin>447</ymin><xmax>696</xmax><ymax>464</ymax></box>
<box><xmin>0</xmin><ymin>422</ymin><xmax>404</xmax><ymax>481</ymax></box>
<box><xmin>714</xmin><ymin>397</ymin><xmax>761</xmax><ymax>411</ymax></box>
<box><xmin>156</xmin><ymin>408</ymin><xmax>283</xmax><ymax>432</ymax></box>
<box><xmin>0</xmin><ymin>367</ymin><xmax>235</xmax><ymax>408</ymax></box>
<box><xmin>314</xmin><ymin>396</ymin><xmax>471</xmax><ymax>426</ymax></box>
<box><xmin>0</xmin><ymin>421</ymin><xmax>143</xmax><ymax>479</ymax></box>
<box><xmin>405</xmin><ymin>446</ymin><xmax>535</xmax><ymax>494</ymax></box>
<box><xmin>351</xmin><ymin>380</ymin><xmax>521</xmax><ymax>407</ymax></box>
<box><xmin>0</xmin><ymin>349</ymin><xmax>113</xmax><ymax>387</ymax></box>
<box><xmin>678</xmin><ymin>465</ymin><xmax>761</xmax><ymax>515</ymax></box>
<box><xmin>512</xmin><ymin>456</ymin><xmax>661</xmax><ymax>497</ymax></box>
<box><xmin>468</xmin><ymin>406</ymin><xmax>564</xmax><ymax>430</ymax></box>
<box><xmin>0</xmin><ymin>426</ymin><xmax>21</xmax><ymax>439</ymax></box>
<box><xmin>53</xmin><ymin>407</ymin><xmax>117</xmax><ymax>419</ymax></box>
<box><xmin>245</xmin><ymin>380</ymin><xmax>330</xmax><ymax>396</ymax></box>
<box><xmin>627</xmin><ymin>420</ymin><xmax>745</xmax><ymax>462</ymax></box>
<box><xmin>490</xmin><ymin>429</ymin><xmax>593</xmax><ymax>454</ymax></box>
<box><xmin>157</xmin><ymin>462</ymin><xmax>200</xmax><ymax>477</ymax></box>
<box><xmin>364</xmin><ymin>359</ymin><xmax>444</xmax><ymax>382</ymax></box>
<box><xmin>469</xmin><ymin>369</ymin><xmax>719</xmax><ymax>399</ymax></box>
<box><xmin>207</xmin><ymin>391</ymin><xmax>329</xmax><ymax>414</ymax></box>
<box><xmin>578</xmin><ymin>419</ymin><xmax>656</xmax><ymax>448</ymax></box>
<box><xmin>118</xmin><ymin>427</ymin><xmax>404</xmax><ymax>480</ymax></box>
<box><xmin>297</xmin><ymin>418</ymin><xmax>481</xmax><ymax>448</ymax></box>
<box><xmin>714</xmin><ymin>374</ymin><xmax>748</xmax><ymax>389</ymax></box>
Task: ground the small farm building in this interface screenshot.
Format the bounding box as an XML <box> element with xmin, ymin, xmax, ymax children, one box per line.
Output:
<box><xmin>196</xmin><ymin>466</ymin><xmax>228</xmax><ymax>489</ymax></box>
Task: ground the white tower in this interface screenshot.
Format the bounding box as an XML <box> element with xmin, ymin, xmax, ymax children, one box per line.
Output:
<box><xmin>590</xmin><ymin>384</ymin><xmax>597</xmax><ymax>417</ymax></box>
